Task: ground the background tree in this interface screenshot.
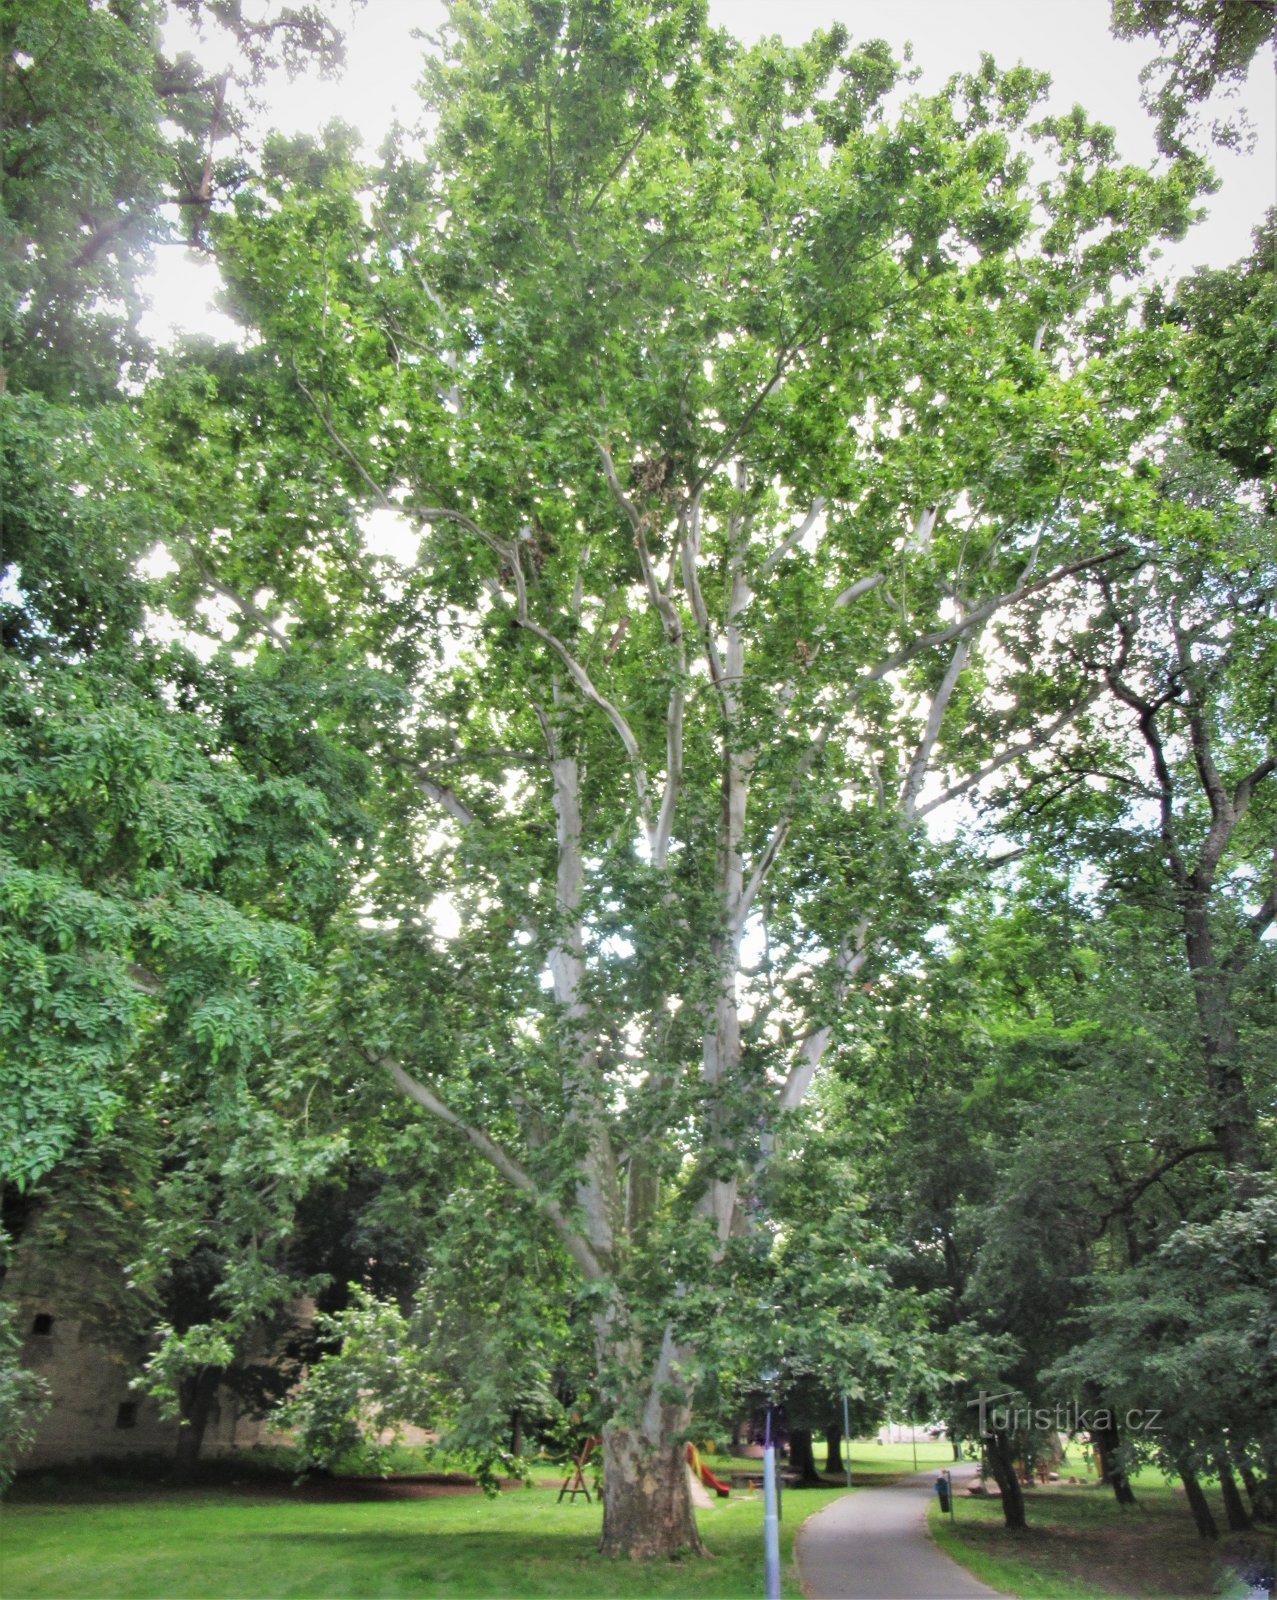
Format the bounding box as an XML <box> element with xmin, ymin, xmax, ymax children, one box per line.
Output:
<box><xmin>1111</xmin><ymin>0</ymin><xmax>1277</xmax><ymax>154</ymax></box>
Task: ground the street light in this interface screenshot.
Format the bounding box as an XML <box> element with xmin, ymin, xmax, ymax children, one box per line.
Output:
<box><xmin>761</xmin><ymin>1368</ymin><xmax>781</xmax><ymax>1600</ymax></box>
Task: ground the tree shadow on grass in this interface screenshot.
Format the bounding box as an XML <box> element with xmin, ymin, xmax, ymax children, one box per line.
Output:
<box><xmin>250</xmin><ymin>1527</ymin><xmax>710</xmax><ymax>1596</ymax></box>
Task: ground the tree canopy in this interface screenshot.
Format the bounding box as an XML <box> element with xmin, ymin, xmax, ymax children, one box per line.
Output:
<box><xmin>2</xmin><ymin>0</ymin><xmax>1273</xmax><ymax>1557</ymax></box>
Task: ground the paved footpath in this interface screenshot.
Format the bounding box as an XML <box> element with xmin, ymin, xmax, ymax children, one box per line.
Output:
<box><xmin>795</xmin><ymin>1462</ymin><xmax>1011</xmax><ymax>1600</ymax></box>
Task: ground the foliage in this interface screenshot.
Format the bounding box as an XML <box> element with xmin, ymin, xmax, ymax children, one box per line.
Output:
<box><xmin>3</xmin><ymin>0</ymin><xmax>1271</xmax><ymax>1560</ymax></box>
<box><xmin>0</xmin><ymin>1304</ymin><xmax>49</xmax><ymax>1497</ymax></box>
<box><xmin>1048</xmin><ymin>1183</ymin><xmax>1277</xmax><ymax>1487</ymax></box>
<box><xmin>1155</xmin><ymin>214</ymin><xmax>1277</xmax><ymax>486</ymax></box>
<box><xmin>1112</xmin><ymin>0</ymin><xmax>1277</xmax><ymax>153</ymax></box>
<box><xmin>0</xmin><ymin>0</ymin><xmax>347</xmax><ymax>401</ymax></box>
<box><xmin>277</xmin><ymin>1288</ymin><xmax>438</xmax><ymax>1478</ymax></box>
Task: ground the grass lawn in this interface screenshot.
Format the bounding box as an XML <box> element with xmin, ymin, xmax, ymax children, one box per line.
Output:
<box><xmin>927</xmin><ymin>1472</ymin><xmax>1276</xmax><ymax>1600</ymax></box>
<box><xmin>0</xmin><ymin>1473</ymin><xmax>851</xmax><ymax>1600</ymax></box>
<box><xmin>843</xmin><ymin>1436</ymin><xmax>957</xmax><ymax>1482</ymax></box>
<box><xmin>699</xmin><ymin>1434</ymin><xmax>957</xmax><ymax>1486</ymax></box>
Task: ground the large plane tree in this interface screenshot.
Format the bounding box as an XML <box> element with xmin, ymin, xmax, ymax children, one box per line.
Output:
<box><xmin>41</xmin><ymin>0</ymin><xmax>1212</xmax><ymax>1556</ymax></box>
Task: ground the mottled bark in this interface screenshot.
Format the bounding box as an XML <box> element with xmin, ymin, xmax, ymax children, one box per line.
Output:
<box><xmin>598</xmin><ymin>1424</ymin><xmax>704</xmax><ymax>1559</ymax></box>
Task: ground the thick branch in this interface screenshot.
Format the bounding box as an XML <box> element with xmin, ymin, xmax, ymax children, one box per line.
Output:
<box><xmin>776</xmin><ymin>929</ymin><xmax>871</xmax><ymax>1110</ymax></box>
<box><xmin>1109</xmin><ymin>673</ymin><xmax>1189</xmax><ymax>889</ymax></box>
<box><xmin>653</xmin><ymin>681</ymin><xmax>684</xmax><ymax>869</ymax></box>
<box><xmin>736</xmin><ymin>725</ymin><xmax>833</xmax><ymax>931</ymax></box>
<box><xmin>379</xmin><ymin>1057</ymin><xmax>605</xmax><ymax>1281</ymax></box>
<box><xmin>516</xmin><ymin>614</ymin><xmax>651</xmax><ymax>824</ymax></box>
<box><xmin>759</xmin><ymin>497</ymin><xmax>826</xmax><ymax>578</ymax></box>
<box><xmin>833</xmin><ymin>571</ymin><xmax>885</xmax><ymax>608</ymax></box>
<box><xmin>413</xmin><ymin>770</ymin><xmax>480</xmax><ymax>829</ymax></box>
<box><xmin>680</xmin><ymin>493</ymin><xmax>729</xmax><ymax>708</ymax></box>
<box><xmin>1234</xmin><ymin>754</ymin><xmax>1276</xmax><ymax>816</ymax></box>
<box><xmin>173</xmin><ymin>535</ymin><xmax>291</xmax><ymax>647</ymax></box>
<box><xmin>913</xmin><ymin>692</ymin><xmax>1103</xmax><ymax>820</ymax></box>
<box><xmin>862</xmin><ymin>549</ymin><xmax>1121</xmax><ymax>689</ymax></box>
<box><xmin>1093</xmin><ymin>1143</ymin><xmax>1219</xmax><ymax>1238</ymax></box>
<box><xmin>899</xmin><ymin>627</ymin><xmax>976</xmax><ymax>821</ymax></box>
<box><xmin>1174</xmin><ymin>616</ymin><xmax>1232</xmax><ymax>850</ymax></box>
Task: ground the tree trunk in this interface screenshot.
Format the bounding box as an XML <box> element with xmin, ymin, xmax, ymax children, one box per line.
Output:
<box><xmin>1233</xmin><ymin>1456</ymin><xmax>1272</xmax><ymax>1519</ymax></box>
<box><xmin>789</xmin><ymin>1428</ymin><xmax>822</xmax><ymax>1484</ymax></box>
<box><xmin>1182</xmin><ymin>898</ymin><xmax>1257</xmax><ymax>1172</ymax></box>
<box><xmin>598</xmin><ymin>1424</ymin><xmax>704</xmax><ymax>1558</ymax></box>
<box><xmin>1213</xmin><ymin>1452</ymin><xmax>1251</xmax><ymax>1532</ymax></box>
<box><xmin>824</xmin><ymin>1425</ymin><xmax>843</xmax><ymax>1477</ymax></box>
<box><xmin>984</xmin><ymin>1428</ymin><xmax>1027</xmax><ymax>1531</ymax></box>
<box><xmin>510</xmin><ymin>1408</ymin><xmax>523</xmax><ymax>1458</ymax></box>
<box><xmin>1178</xmin><ymin>1461</ymin><xmax>1218</xmax><ymax>1539</ymax></box>
<box><xmin>172</xmin><ymin>1366</ymin><xmax>221</xmax><ymax>1481</ymax></box>
<box><xmin>729</xmin><ymin>1415</ymin><xmax>744</xmax><ymax>1455</ymax></box>
<box><xmin>1091</xmin><ymin>1417</ymin><xmax>1137</xmax><ymax>1506</ymax></box>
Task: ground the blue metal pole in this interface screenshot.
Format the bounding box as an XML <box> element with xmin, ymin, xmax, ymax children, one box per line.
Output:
<box><xmin>763</xmin><ymin>1447</ymin><xmax>781</xmax><ymax>1598</ymax></box>
<box><xmin>763</xmin><ymin>1408</ymin><xmax>781</xmax><ymax>1600</ymax></box>
<box><xmin>842</xmin><ymin>1393</ymin><xmax>852</xmax><ymax>1488</ymax></box>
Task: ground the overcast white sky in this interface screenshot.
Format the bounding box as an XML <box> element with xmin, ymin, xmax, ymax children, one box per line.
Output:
<box><xmin>146</xmin><ymin>0</ymin><xmax>1275</xmax><ymax>340</ymax></box>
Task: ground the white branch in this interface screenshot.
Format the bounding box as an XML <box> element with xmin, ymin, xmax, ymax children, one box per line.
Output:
<box><xmin>913</xmin><ymin>694</ymin><xmax>1100</xmax><ymax>819</ymax></box>
<box><xmin>759</xmin><ymin>496</ymin><xmax>827</xmax><ymax>578</ymax></box>
<box><xmin>862</xmin><ymin>549</ymin><xmax>1118</xmax><ymax>689</ymax></box>
<box><xmin>379</xmin><ymin>1057</ymin><xmax>605</xmax><ymax>1281</ymax></box>
<box><xmin>777</xmin><ymin>927</ymin><xmax>870</xmax><ymax>1110</ymax></box>
<box><xmin>414</xmin><ymin>771</ymin><xmax>480</xmax><ymax>829</ymax></box>
<box><xmin>899</xmin><ymin>627</ymin><xmax>977</xmax><ymax>821</ymax></box>
<box><xmin>833</xmin><ymin>571</ymin><xmax>886</xmax><ymax>609</ymax></box>
<box><xmin>905</xmin><ymin>505</ymin><xmax>937</xmax><ymax>553</ymax></box>
<box><xmin>681</xmin><ymin>492</ymin><xmax>729</xmax><ymax>706</ymax></box>
<box><xmin>736</xmin><ymin>725</ymin><xmax>832</xmax><ymax>932</ymax></box>
<box><xmin>547</xmin><ymin>754</ymin><xmax>586</xmax><ymax>1010</ymax></box>
<box><xmin>653</xmin><ymin>682</ymin><xmax>684</xmax><ymax>869</ymax></box>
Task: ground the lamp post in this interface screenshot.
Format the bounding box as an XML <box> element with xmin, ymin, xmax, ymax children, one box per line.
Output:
<box><xmin>762</xmin><ymin>1369</ymin><xmax>781</xmax><ymax>1600</ymax></box>
<box><xmin>842</xmin><ymin>1392</ymin><xmax>852</xmax><ymax>1489</ymax></box>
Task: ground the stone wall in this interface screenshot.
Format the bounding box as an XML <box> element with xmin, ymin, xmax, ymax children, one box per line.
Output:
<box><xmin>5</xmin><ymin>1236</ymin><xmax>288</xmax><ymax>1470</ymax></box>
<box><xmin>13</xmin><ymin>1299</ymin><xmax>284</xmax><ymax>1467</ymax></box>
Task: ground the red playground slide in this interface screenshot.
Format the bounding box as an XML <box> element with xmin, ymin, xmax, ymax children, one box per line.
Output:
<box><xmin>686</xmin><ymin>1443</ymin><xmax>731</xmax><ymax>1497</ymax></box>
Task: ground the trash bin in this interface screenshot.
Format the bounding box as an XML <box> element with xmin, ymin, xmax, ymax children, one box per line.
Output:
<box><xmin>935</xmin><ymin>1476</ymin><xmax>952</xmax><ymax>1514</ymax></box>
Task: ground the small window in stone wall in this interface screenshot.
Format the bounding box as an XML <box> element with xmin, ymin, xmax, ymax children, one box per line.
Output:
<box><xmin>115</xmin><ymin>1401</ymin><xmax>139</xmax><ymax>1429</ymax></box>
<box><xmin>30</xmin><ymin>1313</ymin><xmax>53</xmax><ymax>1336</ymax></box>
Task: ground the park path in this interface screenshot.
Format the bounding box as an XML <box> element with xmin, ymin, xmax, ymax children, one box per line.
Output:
<box><xmin>795</xmin><ymin>1461</ymin><xmax>1011</xmax><ymax>1600</ymax></box>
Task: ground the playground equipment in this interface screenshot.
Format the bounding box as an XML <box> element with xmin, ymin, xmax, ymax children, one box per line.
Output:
<box><xmin>686</xmin><ymin>1442</ymin><xmax>731</xmax><ymax>1498</ymax></box>
<box><xmin>557</xmin><ymin>1437</ymin><xmax>600</xmax><ymax>1503</ymax></box>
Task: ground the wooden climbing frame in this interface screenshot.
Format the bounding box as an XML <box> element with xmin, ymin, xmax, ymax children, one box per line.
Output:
<box><xmin>557</xmin><ymin>1436</ymin><xmax>601</xmax><ymax>1503</ymax></box>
